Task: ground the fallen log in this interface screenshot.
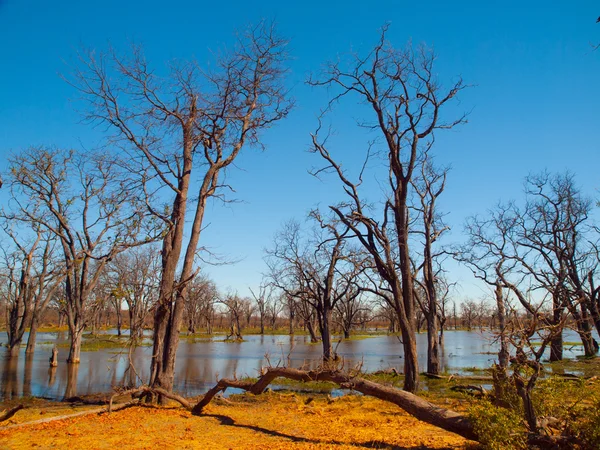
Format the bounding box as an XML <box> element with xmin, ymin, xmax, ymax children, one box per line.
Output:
<box><xmin>191</xmin><ymin>367</ymin><xmax>478</xmax><ymax>441</ymax></box>
<box><xmin>0</xmin><ymin>405</ymin><xmax>24</xmax><ymax>423</ymax></box>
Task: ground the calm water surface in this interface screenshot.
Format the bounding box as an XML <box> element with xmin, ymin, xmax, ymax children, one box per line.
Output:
<box><xmin>0</xmin><ymin>330</ymin><xmax>592</xmax><ymax>400</ymax></box>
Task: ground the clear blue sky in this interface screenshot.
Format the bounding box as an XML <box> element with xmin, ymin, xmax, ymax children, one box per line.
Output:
<box><xmin>1</xmin><ymin>1</ymin><xmax>599</xmax><ymax>301</ymax></box>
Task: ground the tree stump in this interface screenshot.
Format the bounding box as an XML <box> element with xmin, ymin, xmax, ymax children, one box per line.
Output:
<box><xmin>49</xmin><ymin>346</ymin><xmax>58</xmax><ymax>367</ymax></box>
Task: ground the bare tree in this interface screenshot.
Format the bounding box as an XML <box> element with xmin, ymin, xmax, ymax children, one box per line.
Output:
<box><xmin>109</xmin><ymin>247</ymin><xmax>161</xmax><ymax>340</ymax></box>
<box><xmin>250</xmin><ymin>280</ymin><xmax>274</xmax><ymax>334</ymax></box>
<box><xmin>457</xmin><ymin>172</ymin><xmax>599</xmax><ymax>361</ymax></box>
<box><xmin>219</xmin><ymin>293</ymin><xmax>250</xmax><ymax>340</ymax></box>
<box><xmin>184</xmin><ymin>274</ymin><xmax>218</xmax><ymax>335</ymax></box>
<box><xmin>411</xmin><ymin>156</ymin><xmax>449</xmax><ymax>374</ymax></box>
<box><xmin>334</xmin><ymin>290</ymin><xmax>370</xmax><ymax>338</ymax></box>
<box><xmin>72</xmin><ymin>22</ymin><xmax>292</xmax><ymax>394</ymax></box>
<box><xmin>267</xmin><ymin>214</ymin><xmax>361</xmax><ymax>361</ymax></box>
<box><xmin>0</xmin><ymin>228</ymin><xmax>41</xmax><ymax>356</ymax></box>
<box><xmin>308</xmin><ymin>26</ymin><xmax>465</xmax><ymax>390</ymax></box>
<box><xmin>5</xmin><ymin>147</ymin><xmax>156</xmax><ymax>362</ymax></box>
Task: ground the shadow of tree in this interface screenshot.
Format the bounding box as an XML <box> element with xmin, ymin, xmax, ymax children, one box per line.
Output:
<box><xmin>203</xmin><ymin>413</ymin><xmax>460</xmax><ymax>450</ymax></box>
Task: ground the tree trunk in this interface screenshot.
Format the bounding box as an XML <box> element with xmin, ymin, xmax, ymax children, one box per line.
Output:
<box><xmin>495</xmin><ymin>285</ymin><xmax>509</xmax><ymax>370</ymax></box>
<box><xmin>7</xmin><ymin>339</ymin><xmax>21</xmax><ymax>357</ymax></box>
<box><xmin>116</xmin><ymin>305</ymin><xmax>122</xmax><ymax>337</ymax></box>
<box><xmin>402</xmin><ymin>327</ymin><xmax>419</xmax><ymax>392</ymax></box>
<box><xmin>426</xmin><ymin>314</ymin><xmax>440</xmax><ymax>374</ymax></box>
<box><xmin>321</xmin><ymin>307</ymin><xmax>333</xmax><ymax>361</ymax></box>
<box><xmin>306</xmin><ymin>319</ymin><xmax>319</xmax><ymax>343</ymax></box>
<box><xmin>549</xmin><ymin>332</ymin><xmax>563</xmax><ymax>362</ymax></box>
<box><xmin>288</xmin><ymin>308</ymin><xmax>294</xmax><ymax>335</ymax></box>
<box><xmin>25</xmin><ymin>315</ymin><xmax>39</xmax><ymax>355</ymax></box>
<box><xmin>67</xmin><ymin>328</ymin><xmax>83</xmax><ymax>363</ymax></box>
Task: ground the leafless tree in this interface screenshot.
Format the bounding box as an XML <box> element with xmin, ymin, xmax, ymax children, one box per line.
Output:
<box><xmin>71</xmin><ymin>22</ymin><xmax>292</xmax><ymax>394</ymax></box>
<box><xmin>184</xmin><ymin>274</ymin><xmax>218</xmax><ymax>335</ymax></box>
<box><xmin>5</xmin><ymin>147</ymin><xmax>158</xmax><ymax>362</ymax></box>
<box><xmin>219</xmin><ymin>293</ymin><xmax>250</xmax><ymax>340</ymax></box>
<box><xmin>108</xmin><ymin>247</ymin><xmax>161</xmax><ymax>340</ymax></box>
<box><xmin>334</xmin><ymin>290</ymin><xmax>370</xmax><ymax>338</ymax></box>
<box><xmin>411</xmin><ymin>156</ymin><xmax>449</xmax><ymax>374</ymax></box>
<box><xmin>250</xmin><ymin>280</ymin><xmax>274</xmax><ymax>334</ymax></box>
<box><xmin>266</xmin><ymin>213</ymin><xmax>362</xmax><ymax>361</ymax></box>
<box><xmin>308</xmin><ymin>26</ymin><xmax>466</xmax><ymax>390</ymax></box>
<box><xmin>457</xmin><ymin>172</ymin><xmax>599</xmax><ymax>361</ymax></box>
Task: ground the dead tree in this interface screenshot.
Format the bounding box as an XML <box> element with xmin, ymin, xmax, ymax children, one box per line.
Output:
<box><xmin>6</xmin><ymin>147</ymin><xmax>158</xmax><ymax>363</ymax></box>
<box><xmin>411</xmin><ymin>156</ymin><xmax>449</xmax><ymax>374</ymax></box>
<box><xmin>192</xmin><ymin>366</ymin><xmax>477</xmax><ymax>441</ymax></box>
<box><xmin>334</xmin><ymin>289</ymin><xmax>370</xmax><ymax>338</ymax></box>
<box><xmin>249</xmin><ymin>280</ymin><xmax>274</xmax><ymax>335</ymax></box>
<box><xmin>108</xmin><ymin>247</ymin><xmax>160</xmax><ymax>340</ymax></box>
<box><xmin>72</xmin><ymin>22</ymin><xmax>291</xmax><ymax>395</ymax></box>
<box><xmin>266</xmin><ymin>214</ymin><xmax>361</xmax><ymax>361</ymax></box>
<box><xmin>308</xmin><ymin>26</ymin><xmax>466</xmax><ymax>391</ymax></box>
<box><xmin>458</xmin><ymin>172</ymin><xmax>599</xmax><ymax>361</ymax></box>
<box><xmin>219</xmin><ymin>293</ymin><xmax>248</xmax><ymax>340</ymax></box>
<box><xmin>184</xmin><ymin>274</ymin><xmax>217</xmax><ymax>335</ymax></box>
<box><xmin>0</xmin><ymin>227</ymin><xmax>41</xmax><ymax>356</ymax></box>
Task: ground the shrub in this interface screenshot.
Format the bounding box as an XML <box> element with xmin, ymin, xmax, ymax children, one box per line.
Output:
<box><xmin>468</xmin><ymin>400</ymin><xmax>527</xmax><ymax>450</ymax></box>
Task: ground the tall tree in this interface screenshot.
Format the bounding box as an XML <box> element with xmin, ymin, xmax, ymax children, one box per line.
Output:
<box><xmin>73</xmin><ymin>22</ymin><xmax>292</xmax><ymax>394</ymax></box>
<box><xmin>308</xmin><ymin>27</ymin><xmax>465</xmax><ymax>391</ymax></box>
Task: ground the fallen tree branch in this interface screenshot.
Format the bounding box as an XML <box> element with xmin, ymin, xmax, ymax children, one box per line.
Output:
<box><xmin>450</xmin><ymin>385</ymin><xmax>488</xmax><ymax>396</ymax></box>
<box><xmin>0</xmin><ymin>405</ymin><xmax>24</xmax><ymax>422</ymax></box>
<box><xmin>0</xmin><ymin>403</ymin><xmax>132</xmax><ymax>431</ymax></box>
<box><xmin>108</xmin><ymin>386</ymin><xmax>192</xmax><ymax>412</ymax></box>
<box><xmin>191</xmin><ymin>367</ymin><xmax>479</xmax><ymax>441</ymax></box>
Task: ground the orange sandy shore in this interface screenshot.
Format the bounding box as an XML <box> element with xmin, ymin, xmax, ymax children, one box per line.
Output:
<box><xmin>0</xmin><ymin>394</ymin><xmax>476</xmax><ymax>449</ymax></box>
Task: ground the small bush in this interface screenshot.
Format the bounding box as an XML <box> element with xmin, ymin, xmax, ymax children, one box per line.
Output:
<box><xmin>468</xmin><ymin>400</ymin><xmax>527</xmax><ymax>450</ymax></box>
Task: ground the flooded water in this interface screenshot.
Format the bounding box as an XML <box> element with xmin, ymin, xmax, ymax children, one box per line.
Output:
<box><xmin>0</xmin><ymin>329</ymin><xmax>593</xmax><ymax>400</ymax></box>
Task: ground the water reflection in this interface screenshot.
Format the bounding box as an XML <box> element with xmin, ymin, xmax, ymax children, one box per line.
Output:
<box><xmin>0</xmin><ymin>329</ymin><xmax>596</xmax><ymax>401</ymax></box>
<box><xmin>1</xmin><ymin>354</ymin><xmax>19</xmax><ymax>400</ymax></box>
<box><xmin>23</xmin><ymin>354</ymin><xmax>33</xmax><ymax>397</ymax></box>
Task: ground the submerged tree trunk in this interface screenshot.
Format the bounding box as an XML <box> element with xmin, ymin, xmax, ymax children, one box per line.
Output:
<box><xmin>306</xmin><ymin>319</ymin><xmax>319</xmax><ymax>343</ymax></box>
<box><xmin>426</xmin><ymin>316</ymin><xmax>440</xmax><ymax>374</ymax></box>
<box><xmin>25</xmin><ymin>315</ymin><xmax>39</xmax><ymax>355</ymax></box>
<box><xmin>67</xmin><ymin>328</ymin><xmax>83</xmax><ymax>364</ymax></box>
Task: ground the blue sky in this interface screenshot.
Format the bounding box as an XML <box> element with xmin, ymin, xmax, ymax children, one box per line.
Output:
<box><xmin>0</xmin><ymin>1</ymin><xmax>599</xmax><ymax>301</ymax></box>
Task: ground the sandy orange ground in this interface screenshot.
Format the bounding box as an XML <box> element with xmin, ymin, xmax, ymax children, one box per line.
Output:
<box><xmin>0</xmin><ymin>394</ymin><xmax>476</xmax><ymax>450</ymax></box>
